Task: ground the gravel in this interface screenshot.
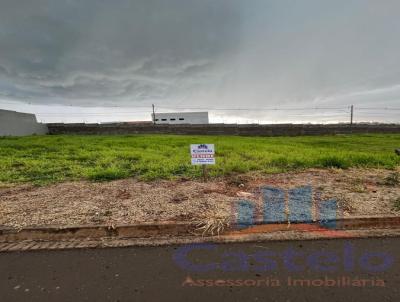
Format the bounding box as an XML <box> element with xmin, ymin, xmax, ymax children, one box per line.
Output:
<box><xmin>0</xmin><ymin>168</ymin><xmax>399</xmax><ymax>228</ymax></box>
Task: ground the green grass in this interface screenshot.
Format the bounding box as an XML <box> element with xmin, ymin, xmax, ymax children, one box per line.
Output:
<box><xmin>0</xmin><ymin>134</ymin><xmax>399</xmax><ymax>185</ymax></box>
<box><xmin>393</xmin><ymin>198</ymin><xmax>400</xmax><ymax>212</ymax></box>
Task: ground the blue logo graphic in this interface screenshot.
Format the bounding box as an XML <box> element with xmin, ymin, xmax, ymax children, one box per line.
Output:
<box><xmin>197</xmin><ymin>144</ymin><xmax>208</xmax><ymax>149</ymax></box>
<box><xmin>173</xmin><ymin>243</ymin><xmax>395</xmax><ymax>273</ymax></box>
<box><xmin>235</xmin><ymin>185</ymin><xmax>338</xmax><ymax>229</ymax></box>
<box><xmin>172</xmin><ymin>185</ymin><xmax>395</xmax><ymax>274</ymax></box>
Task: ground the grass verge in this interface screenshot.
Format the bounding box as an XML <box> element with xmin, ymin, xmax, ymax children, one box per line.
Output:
<box><xmin>0</xmin><ymin>134</ymin><xmax>399</xmax><ymax>185</ymax></box>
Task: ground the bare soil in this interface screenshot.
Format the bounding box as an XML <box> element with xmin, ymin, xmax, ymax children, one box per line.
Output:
<box><xmin>0</xmin><ymin>168</ymin><xmax>399</xmax><ymax>228</ymax></box>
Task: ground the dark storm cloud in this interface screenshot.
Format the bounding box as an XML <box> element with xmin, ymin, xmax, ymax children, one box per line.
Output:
<box><xmin>223</xmin><ymin>0</ymin><xmax>400</xmax><ymax>109</ymax></box>
<box><xmin>0</xmin><ymin>0</ymin><xmax>241</xmax><ymax>105</ymax></box>
<box><xmin>0</xmin><ymin>0</ymin><xmax>400</xmax><ymax>122</ymax></box>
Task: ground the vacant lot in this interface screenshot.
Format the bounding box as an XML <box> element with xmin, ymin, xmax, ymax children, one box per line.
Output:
<box><xmin>0</xmin><ymin>134</ymin><xmax>399</xmax><ymax>185</ymax></box>
<box><xmin>1</xmin><ymin>168</ymin><xmax>399</xmax><ymax>228</ymax></box>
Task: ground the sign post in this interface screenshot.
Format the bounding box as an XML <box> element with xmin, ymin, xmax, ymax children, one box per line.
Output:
<box><xmin>190</xmin><ymin>144</ymin><xmax>215</xmax><ymax>182</ymax></box>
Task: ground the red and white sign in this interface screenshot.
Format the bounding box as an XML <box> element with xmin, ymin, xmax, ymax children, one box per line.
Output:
<box><xmin>190</xmin><ymin>144</ymin><xmax>215</xmax><ymax>165</ymax></box>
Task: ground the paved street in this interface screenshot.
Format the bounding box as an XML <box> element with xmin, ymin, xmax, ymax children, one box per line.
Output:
<box><xmin>1</xmin><ymin>237</ymin><xmax>399</xmax><ymax>302</ymax></box>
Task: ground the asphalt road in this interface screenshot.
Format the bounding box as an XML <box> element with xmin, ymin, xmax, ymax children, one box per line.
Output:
<box><xmin>1</xmin><ymin>237</ymin><xmax>399</xmax><ymax>302</ymax></box>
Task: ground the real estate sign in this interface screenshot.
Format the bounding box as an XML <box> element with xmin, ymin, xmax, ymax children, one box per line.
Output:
<box><xmin>190</xmin><ymin>144</ymin><xmax>215</xmax><ymax>165</ymax></box>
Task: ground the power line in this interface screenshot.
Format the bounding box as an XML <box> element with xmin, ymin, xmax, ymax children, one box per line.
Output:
<box><xmin>356</xmin><ymin>107</ymin><xmax>400</xmax><ymax>110</ymax></box>
<box><xmin>156</xmin><ymin>106</ymin><xmax>350</xmax><ymax>111</ymax></box>
<box><xmin>1</xmin><ymin>100</ymin><xmax>399</xmax><ymax>111</ymax></box>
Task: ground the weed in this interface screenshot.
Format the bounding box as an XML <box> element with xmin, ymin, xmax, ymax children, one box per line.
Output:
<box><xmin>392</xmin><ymin>198</ymin><xmax>400</xmax><ymax>212</ymax></box>
<box><xmin>383</xmin><ymin>172</ymin><xmax>400</xmax><ymax>186</ymax></box>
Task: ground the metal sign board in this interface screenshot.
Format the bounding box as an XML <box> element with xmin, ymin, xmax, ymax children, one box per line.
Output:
<box><xmin>190</xmin><ymin>144</ymin><xmax>215</xmax><ymax>165</ymax></box>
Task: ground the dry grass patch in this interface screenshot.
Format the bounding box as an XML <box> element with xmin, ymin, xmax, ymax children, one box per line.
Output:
<box><xmin>0</xmin><ymin>168</ymin><xmax>399</xmax><ymax>229</ymax></box>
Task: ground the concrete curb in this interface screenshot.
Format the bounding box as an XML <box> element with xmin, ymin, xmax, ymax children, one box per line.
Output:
<box><xmin>1</xmin><ymin>216</ymin><xmax>400</xmax><ymax>243</ymax></box>
<box><xmin>3</xmin><ymin>229</ymin><xmax>400</xmax><ymax>253</ymax></box>
<box><xmin>0</xmin><ymin>221</ymin><xmax>195</xmax><ymax>242</ymax></box>
<box><xmin>248</xmin><ymin>216</ymin><xmax>400</xmax><ymax>230</ymax></box>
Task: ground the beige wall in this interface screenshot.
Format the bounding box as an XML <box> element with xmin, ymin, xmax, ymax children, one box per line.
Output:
<box><xmin>0</xmin><ymin>110</ymin><xmax>48</xmax><ymax>136</ymax></box>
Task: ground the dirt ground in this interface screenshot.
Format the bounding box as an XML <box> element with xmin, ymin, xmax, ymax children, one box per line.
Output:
<box><xmin>0</xmin><ymin>168</ymin><xmax>399</xmax><ymax>228</ymax></box>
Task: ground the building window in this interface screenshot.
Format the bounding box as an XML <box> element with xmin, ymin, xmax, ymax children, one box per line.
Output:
<box><xmin>170</xmin><ymin>118</ymin><xmax>176</xmax><ymax>121</ymax></box>
<box><xmin>155</xmin><ymin>119</ymin><xmax>159</xmax><ymax>121</ymax></box>
<box><xmin>179</xmin><ymin>118</ymin><xmax>185</xmax><ymax>121</ymax></box>
<box><xmin>161</xmin><ymin>119</ymin><xmax>167</xmax><ymax>121</ymax></box>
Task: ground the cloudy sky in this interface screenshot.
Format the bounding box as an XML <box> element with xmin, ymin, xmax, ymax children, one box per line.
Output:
<box><xmin>0</xmin><ymin>0</ymin><xmax>399</xmax><ymax>123</ymax></box>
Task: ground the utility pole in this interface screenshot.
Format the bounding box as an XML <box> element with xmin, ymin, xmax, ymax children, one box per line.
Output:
<box><xmin>350</xmin><ymin>105</ymin><xmax>354</xmax><ymax>125</ymax></box>
<box><xmin>152</xmin><ymin>104</ymin><xmax>156</xmax><ymax>125</ymax></box>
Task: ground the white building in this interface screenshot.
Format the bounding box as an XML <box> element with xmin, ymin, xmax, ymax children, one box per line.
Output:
<box><xmin>0</xmin><ymin>109</ymin><xmax>48</xmax><ymax>136</ymax></box>
<box><xmin>152</xmin><ymin>112</ymin><xmax>209</xmax><ymax>124</ymax></box>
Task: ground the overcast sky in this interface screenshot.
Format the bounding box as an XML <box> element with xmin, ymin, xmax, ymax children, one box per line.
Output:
<box><xmin>0</xmin><ymin>0</ymin><xmax>399</xmax><ymax>123</ymax></box>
